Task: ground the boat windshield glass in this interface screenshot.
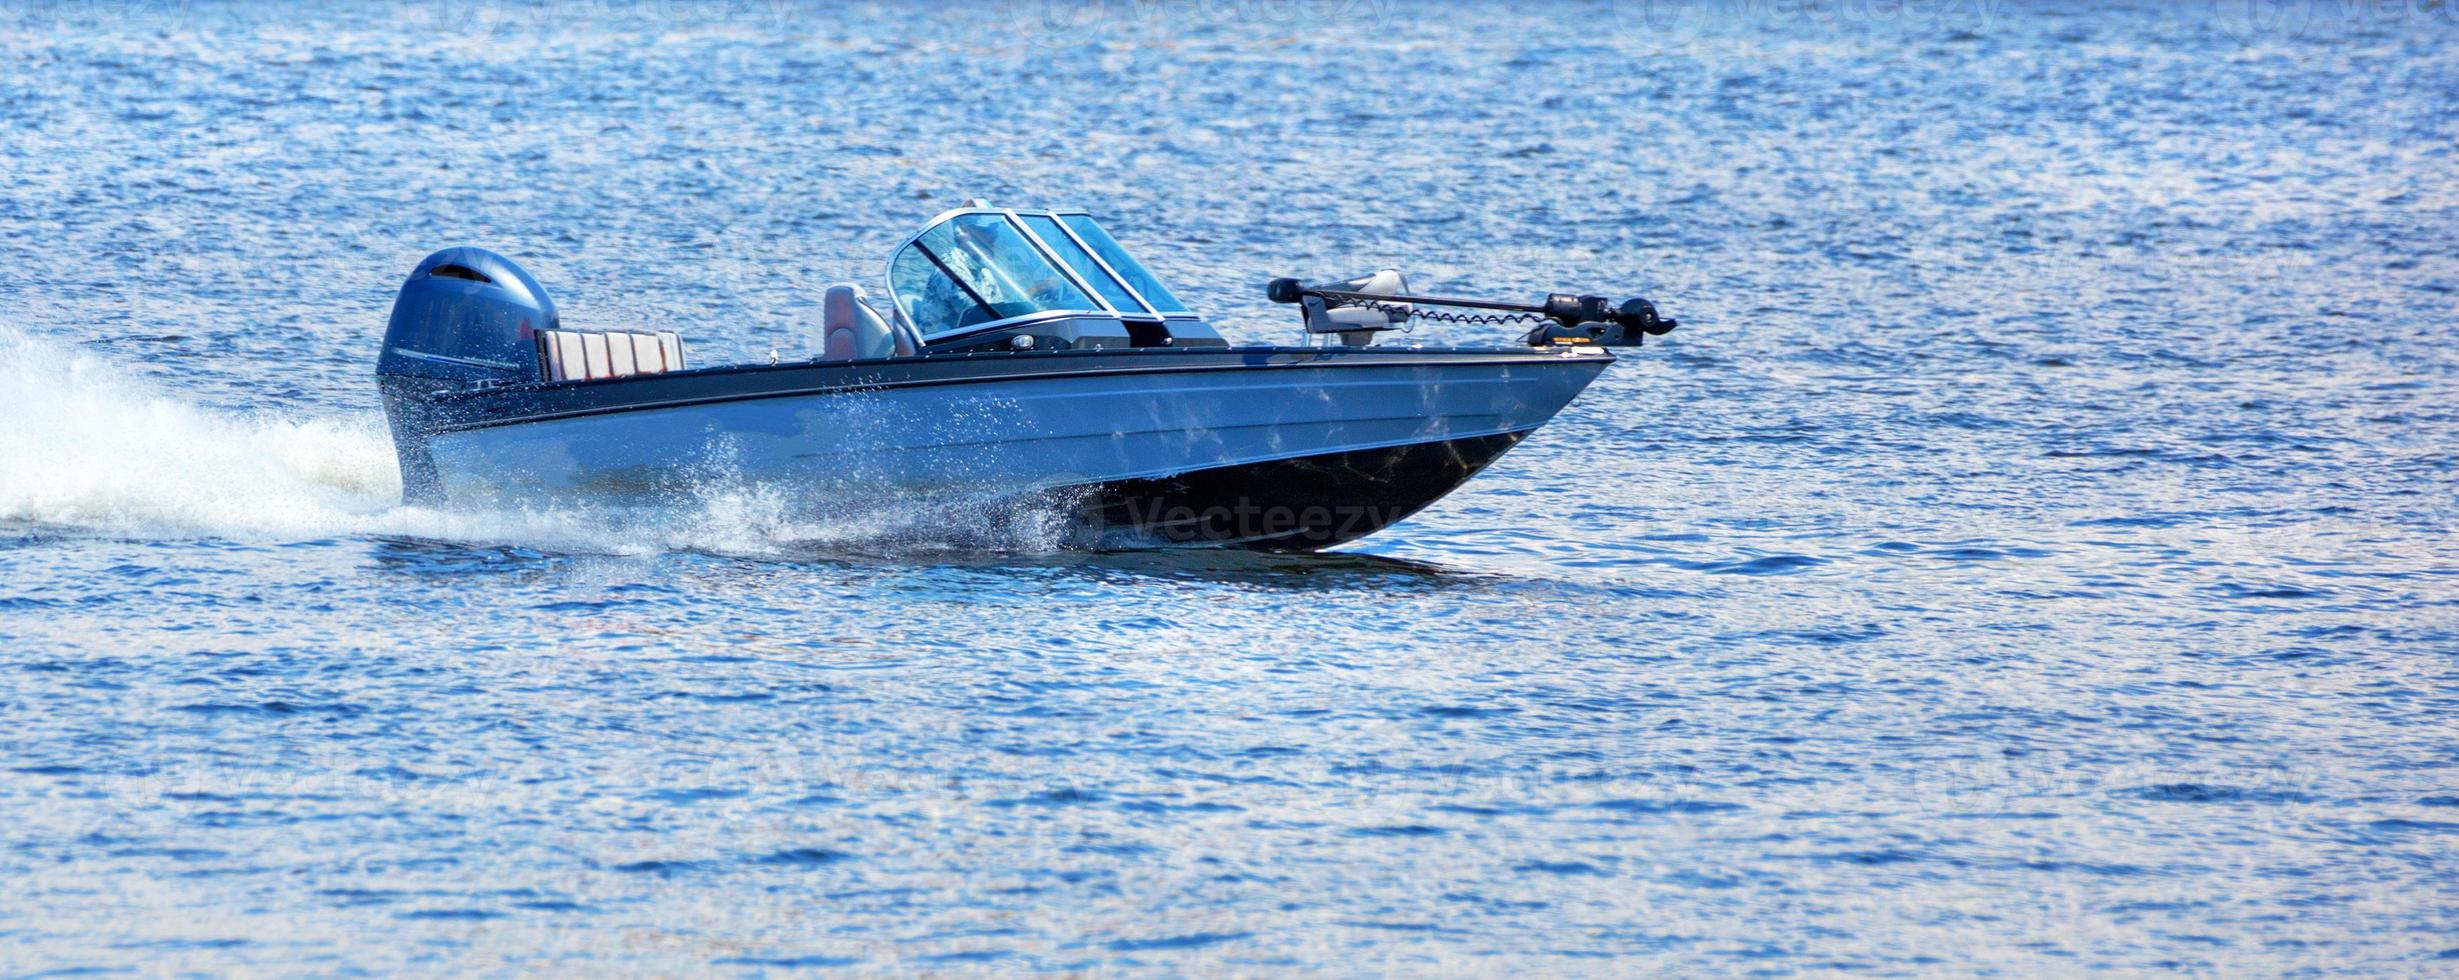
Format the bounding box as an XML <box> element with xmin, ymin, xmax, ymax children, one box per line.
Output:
<box><xmin>1060</xmin><ymin>214</ymin><xmax>1190</xmax><ymax>314</ymax></box>
<box><xmin>1018</xmin><ymin>214</ymin><xmax>1144</xmax><ymax>314</ymax></box>
<box><xmin>889</xmin><ymin>213</ymin><xmax>1099</xmax><ymax>332</ymax></box>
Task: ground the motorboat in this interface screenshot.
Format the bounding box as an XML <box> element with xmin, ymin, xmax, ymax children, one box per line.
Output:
<box><xmin>374</xmin><ymin>204</ymin><xmax>1676</xmax><ymax>549</ymax></box>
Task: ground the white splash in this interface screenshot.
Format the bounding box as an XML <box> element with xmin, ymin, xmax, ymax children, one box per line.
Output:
<box><xmin>0</xmin><ymin>326</ymin><xmax>405</xmax><ymax>539</ymax></box>
<box><xmin>0</xmin><ymin>326</ymin><xmax>1074</xmax><ymax>556</ymax></box>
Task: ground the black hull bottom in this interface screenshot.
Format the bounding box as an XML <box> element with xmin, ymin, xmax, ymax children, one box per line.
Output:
<box><xmin>1072</xmin><ymin>431</ymin><xmax>1529</xmax><ymax>550</ymax></box>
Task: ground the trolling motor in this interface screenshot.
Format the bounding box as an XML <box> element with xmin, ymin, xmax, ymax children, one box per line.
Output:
<box><xmin>1266</xmin><ymin>273</ymin><xmax>1678</xmax><ymax>348</ymax></box>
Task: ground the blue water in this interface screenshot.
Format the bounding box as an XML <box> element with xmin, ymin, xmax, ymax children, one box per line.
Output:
<box><xmin>4</xmin><ymin>0</ymin><xmax>2457</xmax><ymax>972</ymax></box>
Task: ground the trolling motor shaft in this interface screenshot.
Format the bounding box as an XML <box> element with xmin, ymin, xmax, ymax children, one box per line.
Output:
<box><xmin>1266</xmin><ymin>277</ymin><xmax>1678</xmax><ymax>347</ymax></box>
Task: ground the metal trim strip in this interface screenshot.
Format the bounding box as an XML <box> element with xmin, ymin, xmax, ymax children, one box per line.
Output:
<box><xmin>426</xmin><ymin>348</ymin><xmax>1610</xmax><ymax>434</ymax></box>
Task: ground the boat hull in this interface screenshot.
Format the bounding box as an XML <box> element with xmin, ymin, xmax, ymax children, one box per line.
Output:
<box><xmin>399</xmin><ymin>347</ymin><xmax>1613</xmax><ymax>549</ymax></box>
<box><xmin>1073</xmin><ymin>430</ymin><xmax>1529</xmax><ymax>548</ymax></box>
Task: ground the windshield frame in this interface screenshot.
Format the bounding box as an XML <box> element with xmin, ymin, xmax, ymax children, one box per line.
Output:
<box><xmin>884</xmin><ymin>207</ymin><xmax>1199</xmax><ymax>341</ymax></box>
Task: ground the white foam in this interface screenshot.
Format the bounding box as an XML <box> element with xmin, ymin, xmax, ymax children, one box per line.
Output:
<box><xmin>0</xmin><ymin>326</ymin><xmax>1073</xmax><ymax>556</ymax></box>
<box><xmin>0</xmin><ymin>326</ymin><xmax>406</xmax><ymax>539</ymax></box>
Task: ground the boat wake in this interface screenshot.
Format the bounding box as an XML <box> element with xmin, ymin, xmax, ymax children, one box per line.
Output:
<box><xmin>0</xmin><ymin>326</ymin><xmax>1079</xmax><ymax>557</ymax></box>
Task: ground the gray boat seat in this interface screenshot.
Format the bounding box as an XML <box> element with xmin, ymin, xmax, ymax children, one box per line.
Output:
<box><xmin>820</xmin><ymin>283</ymin><xmax>918</xmax><ymax>361</ymax></box>
<box><xmin>536</xmin><ymin>328</ymin><xmax>683</xmax><ymax>383</ymax></box>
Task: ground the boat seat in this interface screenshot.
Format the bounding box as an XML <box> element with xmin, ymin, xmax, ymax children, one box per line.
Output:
<box><xmin>537</xmin><ymin>328</ymin><xmax>684</xmax><ymax>383</ymax></box>
<box><xmin>819</xmin><ymin>283</ymin><xmax>918</xmax><ymax>361</ymax></box>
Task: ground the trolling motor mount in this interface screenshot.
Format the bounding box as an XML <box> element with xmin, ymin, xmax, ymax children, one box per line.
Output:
<box><xmin>1523</xmin><ymin>295</ymin><xmax>1675</xmax><ymax>346</ymax></box>
<box><xmin>1266</xmin><ymin>277</ymin><xmax>1677</xmax><ymax>347</ymax></box>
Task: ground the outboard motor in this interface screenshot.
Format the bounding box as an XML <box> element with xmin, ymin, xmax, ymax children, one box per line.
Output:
<box><xmin>376</xmin><ymin>246</ymin><xmax>557</xmax><ymax>503</ymax></box>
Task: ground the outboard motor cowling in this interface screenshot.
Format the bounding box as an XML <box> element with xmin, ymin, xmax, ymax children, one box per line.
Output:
<box><xmin>377</xmin><ymin>246</ymin><xmax>558</xmax><ymax>386</ymax></box>
<box><xmin>377</xmin><ymin>246</ymin><xmax>557</xmax><ymax>504</ymax></box>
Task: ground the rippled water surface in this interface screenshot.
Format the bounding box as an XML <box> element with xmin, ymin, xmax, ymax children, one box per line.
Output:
<box><xmin>4</xmin><ymin>0</ymin><xmax>2458</xmax><ymax>973</ymax></box>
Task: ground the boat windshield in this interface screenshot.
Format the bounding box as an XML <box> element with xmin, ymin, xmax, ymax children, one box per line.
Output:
<box><xmin>886</xmin><ymin>208</ymin><xmax>1196</xmax><ymax>337</ymax></box>
<box><xmin>889</xmin><ymin>213</ymin><xmax>1098</xmax><ymax>334</ymax></box>
<box><xmin>1058</xmin><ymin>213</ymin><xmax>1189</xmax><ymax>314</ymax></box>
